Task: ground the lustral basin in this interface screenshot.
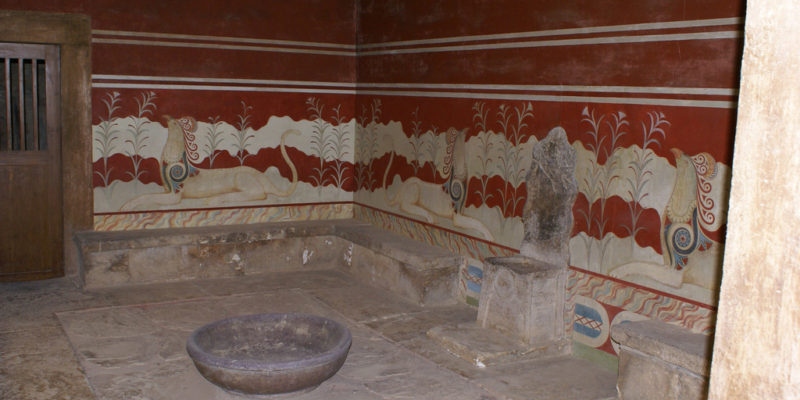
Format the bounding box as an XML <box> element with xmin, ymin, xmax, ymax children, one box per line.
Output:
<box><xmin>186</xmin><ymin>313</ymin><xmax>352</xmax><ymax>397</ymax></box>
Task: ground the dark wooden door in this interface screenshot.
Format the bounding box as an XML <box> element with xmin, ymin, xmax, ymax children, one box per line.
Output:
<box><xmin>0</xmin><ymin>43</ymin><xmax>62</xmax><ymax>282</ymax></box>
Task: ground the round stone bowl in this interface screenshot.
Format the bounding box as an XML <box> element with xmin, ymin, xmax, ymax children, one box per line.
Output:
<box><xmin>186</xmin><ymin>313</ymin><xmax>352</xmax><ymax>397</ymax></box>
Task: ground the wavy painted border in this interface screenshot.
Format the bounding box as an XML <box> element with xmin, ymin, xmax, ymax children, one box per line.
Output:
<box><xmin>94</xmin><ymin>202</ymin><xmax>353</xmax><ymax>231</ymax></box>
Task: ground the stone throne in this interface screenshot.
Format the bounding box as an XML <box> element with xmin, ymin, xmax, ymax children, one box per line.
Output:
<box><xmin>428</xmin><ymin>127</ymin><xmax>578</xmax><ymax>366</ymax></box>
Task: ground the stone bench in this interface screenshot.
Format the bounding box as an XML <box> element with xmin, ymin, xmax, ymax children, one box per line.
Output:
<box><xmin>611</xmin><ymin>319</ymin><xmax>712</xmax><ymax>400</ymax></box>
<box><xmin>74</xmin><ymin>219</ymin><xmax>461</xmax><ymax>306</ymax></box>
<box><xmin>336</xmin><ymin>223</ymin><xmax>461</xmax><ymax>306</ymax></box>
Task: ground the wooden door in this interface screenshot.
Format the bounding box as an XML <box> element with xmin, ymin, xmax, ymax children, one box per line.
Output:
<box><xmin>0</xmin><ymin>43</ymin><xmax>62</xmax><ymax>282</ymax></box>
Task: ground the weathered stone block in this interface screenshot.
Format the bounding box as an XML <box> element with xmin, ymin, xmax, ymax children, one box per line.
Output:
<box><xmin>477</xmin><ymin>255</ymin><xmax>567</xmax><ymax>346</ymax></box>
<box><xmin>612</xmin><ymin>320</ymin><xmax>711</xmax><ymax>400</ymax></box>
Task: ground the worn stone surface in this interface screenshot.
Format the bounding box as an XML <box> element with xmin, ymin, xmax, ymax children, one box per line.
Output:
<box><xmin>427</xmin><ymin>323</ymin><xmax>569</xmax><ymax>367</ymax></box>
<box><xmin>617</xmin><ymin>346</ymin><xmax>707</xmax><ymax>400</ymax></box>
<box><xmin>611</xmin><ymin>319</ymin><xmax>711</xmax><ymax>376</ymax></box>
<box><xmin>472</xmin><ymin>356</ymin><xmax>618</xmax><ymax>400</ymax></box>
<box><xmin>309</xmin><ymin>284</ymin><xmax>423</xmax><ymax>323</ymax></box>
<box><xmin>0</xmin><ymin>279</ymin><xmax>101</xmax><ymax>399</ymax></box>
<box><xmin>365</xmin><ymin>305</ymin><xmax>477</xmax><ymax>342</ymax></box>
<box><xmin>519</xmin><ymin>127</ymin><xmax>577</xmax><ymax>266</ymax></box>
<box><xmin>477</xmin><ymin>255</ymin><xmax>567</xmax><ymax>346</ymax></box>
<box><xmin>57</xmin><ymin>289</ymin><xmax>498</xmax><ymax>400</ymax></box>
<box><xmin>612</xmin><ymin>320</ymin><xmax>710</xmax><ymax>399</ymax></box>
<box><xmin>189</xmin><ymin>269</ymin><xmax>355</xmax><ymax>297</ymax></box>
<box><xmin>2</xmin><ymin>270</ymin><xmax>617</xmax><ymax>400</ymax></box>
<box><xmin>708</xmin><ymin>1</ymin><xmax>800</xmax><ymax>398</ymax></box>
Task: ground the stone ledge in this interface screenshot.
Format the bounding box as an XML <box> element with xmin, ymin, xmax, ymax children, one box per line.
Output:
<box><xmin>75</xmin><ymin>219</ymin><xmax>351</xmax><ymax>252</ymax></box>
<box><xmin>75</xmin><ymin>219</ymin><xmax>461</xmax><ymax>306</ymax></box>
<box><xmin>335</xmin><ymin>223</ymin><xmax>462</xmax><ymax>306</ymax></box>
<box><xmin>334</xmin><ymin>223</ymin><xmax>461</xmax><ymax>275</ymax></box>
<box><xmin>611</xmin><ymin>319</ymin><xmax>711</xmax><ymax>377</ymax></box>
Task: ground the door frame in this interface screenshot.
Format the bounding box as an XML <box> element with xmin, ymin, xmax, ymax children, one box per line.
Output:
<box><xmin>0</xmin><ymin>11</ymin><xmax>92</xmax><ymax>278</ymax></box>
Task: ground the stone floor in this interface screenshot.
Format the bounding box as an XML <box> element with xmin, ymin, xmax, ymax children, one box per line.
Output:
<box><xmin>1</xmin><ymin>269</ymin><xmax>617</xmax><ymax>400</ymax></box>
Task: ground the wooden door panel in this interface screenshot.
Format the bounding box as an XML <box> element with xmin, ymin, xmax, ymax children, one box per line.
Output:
<box><xmin>0</xmin><ymin>43</ymin><xmax>62</xmax><ymax>281</ymax></box>
<box><xmin>1</xmin><ymin>164</ymin><xmax>56</xmax><ymax>274</ymax></box>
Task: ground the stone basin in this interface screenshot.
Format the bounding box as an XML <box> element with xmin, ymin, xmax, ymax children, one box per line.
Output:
<box><xmin>186</xmin><ymin>313</ymin><xmax>352</xmax><ymax>397</ymax></box>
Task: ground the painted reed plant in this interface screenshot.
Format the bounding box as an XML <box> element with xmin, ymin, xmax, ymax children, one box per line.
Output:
<box><xmin>124</xmin><ymin>91</ymin><xmax>157</xmax><ymax>190</ymax></box>
<box><xmin>408</xmin><ymin>107</ymin><xmax>427</xmax><ymax>176</ymax></box>
<box><xmin>307</xmin><ymin>97</ymin><xmax>333</xmax><ymax>193</ymax></box>
<box><xmin>93</xmin><ymin>91</ymin><xmax>122</xmax><ymax>196</ymax></box>
<box><xmin>232</xmin><ymin>101</ymin><xmax>256</xmax><ymax>165</ymax></box>
<box><xmin>494</xmin><ymin>102</ymin><xmax>534</xmax><ymax>220</ymax></box>
<box><xmin>328</xmin><ymin>104</ymin><xmax>351</xmax><ymax>190</ymax></box>
<box><xmin>622</xmin><ymin>111</ymin><xmax>669</xmax><ymax>241</ymax></box>
<box><xmin>203</xmin><ymin>116</ymin><xmax>224</xmax><ymax>168</ymax></box>
<box><xmin>471</xmin><ymin>101</ymin><xmax>495</xmax><ymax>206</ymax></box>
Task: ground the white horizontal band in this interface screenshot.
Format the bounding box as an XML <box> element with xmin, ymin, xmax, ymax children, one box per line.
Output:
<box><xmin>360</xmin><ymin>31</ymin><xmax>742</xmax><ymax>56</ymax></box>
<box><xmin>359</xmin><ymin>17</ymin><xmax>743</xmax><ymax>49</ymax></box>
<box><xmin>92</xmin><ymin>38</ymin><xmax>354</xmax><ymax>57</ymax></box>
<box><xmin>93</xmin><ymin>75</ymin><xmax>736</xmax><ymax>97</ymax></box>
<box><xmin>93</xmin><ymin>29</ymin><xmax>355</xmax><ymax>50</ymax></box>
<box><xmin>93</xmin><ymin>74</ymin><xmax>357</xmax><ymax>88</ymax></box>
<box><xmin>92</xmin><ymin>79</ymin><xmax>736</xmax><ymax>109</ymax></box>
<box><xmin>92</xmin><ymin>17</ymin><xmax>742</xmax><ymax>57</ymax></box>
<box><xmin>354</xmin><ymin>89</ymin><xmax>736</xmax><ymax>109</ymax></box>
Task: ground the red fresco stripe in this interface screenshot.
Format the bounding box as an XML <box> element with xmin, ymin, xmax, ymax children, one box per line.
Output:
<box><xmin>0</xmin><ymin>0</ymin><xmax>357</xmax><ymax>44</ymax></box>
<box><xmin>92</xmin><ymin>44</ymin><xmax>355</xmax><ymax>82</ymax></box>
<box><xmin>357</xmin><ymin>39</ymin><xmax>742</xmax><ymax>88</ymax></box>
<box><xmin>357</xmin><ymin>0</ymin><xmax>742</xmax><ymax>43</ymax></box>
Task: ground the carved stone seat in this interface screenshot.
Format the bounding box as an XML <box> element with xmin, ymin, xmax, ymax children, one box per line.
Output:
<box><xmin>427</xmin><ymin>126</ymin><xmax>578</xmax><ymax>366</ymax></box>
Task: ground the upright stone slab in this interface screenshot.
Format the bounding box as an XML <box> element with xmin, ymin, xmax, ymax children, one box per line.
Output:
<box><xmin>519</xmin><ymin>127</ymin><xmax>578</xmax><ymax>266</ymax></box>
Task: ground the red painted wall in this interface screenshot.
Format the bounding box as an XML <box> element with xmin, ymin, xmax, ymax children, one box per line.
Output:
<box><xmin>353</xmin><ymin>0</ymin><xmax>745</xmax><ymax>359</ymax></box>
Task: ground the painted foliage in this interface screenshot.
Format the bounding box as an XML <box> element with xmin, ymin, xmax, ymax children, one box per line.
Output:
<box><xmin>352</xmin><ymin>97</ymin><xmax>731</xmax><ymax>357</ymax></box>
<box><xmin>92</xmin><ymin>91</ymin><xmax>356</xmax><ymax>216</ymax></box>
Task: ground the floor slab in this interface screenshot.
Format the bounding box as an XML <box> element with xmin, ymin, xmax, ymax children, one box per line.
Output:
<box><xmin>57</xmin><ymin>290</ymin><xmax>498</xmax><ymax>400</ymax></box>
<box><xmin>2</xmin><ymin>270</ymin><xmax>618</xmax><ymax>400</ymax></box>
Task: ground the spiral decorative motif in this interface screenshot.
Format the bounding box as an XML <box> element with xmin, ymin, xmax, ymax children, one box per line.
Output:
<box><xmin>664</xmin><ymin>209</ymin><xmax>712</xmax><ymax>270</ymax></box>
<box><xmin>442</xmin><ymin>127</ymin><xmax>459</xmax><ymax>177</ymax></box>
<box><xmin>162</xmin><ymin>156</ymin><xmax>192</xmax><ymax>192</ymax></box>
<box><xmin>178</xmin><ymin>116</ymin><xmax>202</xmax><ymax>164</ymax></box>
<box><xmin>671</xmin><ymin>225</ymin><xmax>694</xmax><ymax>253</ymax></box>
<box><xmin>168</xmin><ymin>161</ymin><xmax>188</xmax><ymax>183</ymax></box>
<box><xmin>691</xmin><ymin>152</ymin><xmax>717</xmax><ymax>179</ymax></box>
<box><xmin>445</xmin><ymin>177</ymin><xmax>466</xmax><ymax>213</ymax></box>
